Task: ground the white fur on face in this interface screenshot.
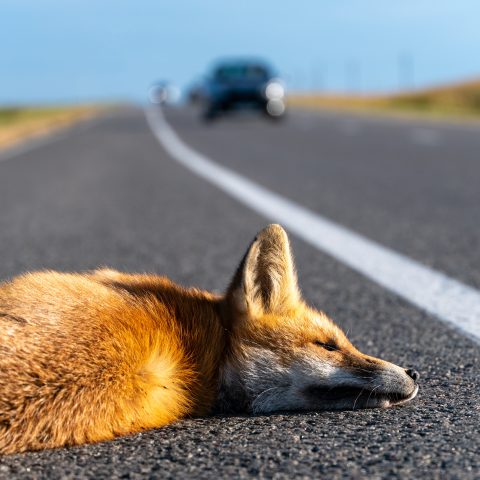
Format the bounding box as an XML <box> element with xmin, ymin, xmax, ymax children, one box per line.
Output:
<box><xmin>222</xmin><ymin>344</ymin><xmax>417</xmax><ymax>413</ymax></box>
<box><xmin>238</xmin><ymin>347</ymin><xmax>359</xmax><ymax>413</ymax></box>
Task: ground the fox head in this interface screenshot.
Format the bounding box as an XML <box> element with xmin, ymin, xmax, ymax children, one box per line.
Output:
<box><xmin>218</xmin><ymin>224</ymin><xmax>419</xmax><ymax>414</ymax></box>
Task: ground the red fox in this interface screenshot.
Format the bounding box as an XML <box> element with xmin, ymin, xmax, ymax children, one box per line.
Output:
<box><xmin>0</xmin><ymin>225</ymin><xmax>419</xmax><ymax>454</ymax></box>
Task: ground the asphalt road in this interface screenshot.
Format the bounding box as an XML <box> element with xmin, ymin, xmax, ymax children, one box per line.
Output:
<box><xmin>0</xmin><ymin>106</ymin><xmax>479</xmax><ymax>479</ymax></box>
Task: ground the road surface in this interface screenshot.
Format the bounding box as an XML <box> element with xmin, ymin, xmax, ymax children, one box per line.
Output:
<box><xmin>0</xmin><ymin>106</ymin><xmax>478</xmax><ymax>479</ymax></box>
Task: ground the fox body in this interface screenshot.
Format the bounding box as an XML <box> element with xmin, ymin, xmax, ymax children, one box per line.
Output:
<box><xmin>0</xmin><ymin>225</ymin><xmax>419</xmax><ymax>454</ymax></box>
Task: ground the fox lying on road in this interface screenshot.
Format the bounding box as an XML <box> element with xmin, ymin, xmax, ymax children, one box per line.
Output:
<box><xmin>0</xmin><ymin>225</ymin><xmax>419</xmax><ymax>454</ymax></box>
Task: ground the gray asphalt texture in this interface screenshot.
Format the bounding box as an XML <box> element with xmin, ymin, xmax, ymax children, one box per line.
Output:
<box><xmin>0</xmin><ymin>107</ymin><xmax>479</xmax><ymax>479</ymax></box>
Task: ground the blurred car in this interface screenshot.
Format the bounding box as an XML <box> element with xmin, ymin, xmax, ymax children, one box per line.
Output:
<box><xmin>148</xmin><ymin>81</ymin><xmax>180</xmax><ymax>105</ymax></box>
<box><xmin>199</xmin><ymin>59</ymin><xmax>286</xmax><ymax>120</ymax></box>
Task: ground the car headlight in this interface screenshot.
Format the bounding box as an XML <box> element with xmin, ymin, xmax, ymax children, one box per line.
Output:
<box><xmin>265</xmin><ymin>81</ymin><xmax>285</xmax><ymax>100</ymax></box>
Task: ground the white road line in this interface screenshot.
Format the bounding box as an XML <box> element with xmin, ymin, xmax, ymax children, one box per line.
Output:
<box><xmin>145</xmin><ymin>106</ymin><xmax>480</xmax><ymax>344</ymax></box>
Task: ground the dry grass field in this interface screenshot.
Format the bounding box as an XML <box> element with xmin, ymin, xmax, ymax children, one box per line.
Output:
<box><xmin>289</xmin><ymin>78</ymin><xmax>480</xmax><ymax>121</ymax></box>
<box><xmin>0</xmin><ymin>105</ymin><xmax>107</xmax><ymax>149</ymax></box>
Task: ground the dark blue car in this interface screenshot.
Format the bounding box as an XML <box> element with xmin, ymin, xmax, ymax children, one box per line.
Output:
<box><xmin>199</xmin><ymin>59</ymin><xmax>286</xmax><ymax>120</ymax></box>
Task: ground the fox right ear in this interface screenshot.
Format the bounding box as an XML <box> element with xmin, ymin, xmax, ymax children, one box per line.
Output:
<box><xmin>226</xmin><ymin>224</ymin><xmax>300</xmax><ymax>317</ymax></box>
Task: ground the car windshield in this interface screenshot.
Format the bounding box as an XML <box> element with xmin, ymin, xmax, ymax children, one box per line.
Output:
<box><xmin>214</xmin><ymin>64</ymin><xmax>269</xmax><ymax>81</ymax></box>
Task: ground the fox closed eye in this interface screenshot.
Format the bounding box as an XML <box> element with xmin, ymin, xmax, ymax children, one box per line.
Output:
<box><xmin>313</xmin><ymin>341</ymin><xmax>337</xmax><ymax>352</ymax></box>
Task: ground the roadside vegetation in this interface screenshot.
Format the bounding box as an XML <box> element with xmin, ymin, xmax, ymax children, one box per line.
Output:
<box><xmin>0</xmin><ymin>105</ymin><xmax>106</xmax><ymax>149</ymax></box>
<box><xmin>289</xmin><ymin>78</ymin><xmax>480</xmax><ymax>121</ymax></box>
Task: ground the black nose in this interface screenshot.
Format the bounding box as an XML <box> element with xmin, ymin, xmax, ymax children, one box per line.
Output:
<box><xmin>406</xmin><ymin>368</ymin><xmax>420</xmax><ymax>382</ymax></box>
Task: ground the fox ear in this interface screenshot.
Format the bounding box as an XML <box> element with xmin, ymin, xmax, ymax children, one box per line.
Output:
<box><xmin>227</xmin><ymin>224</ymin><xmax>300</xmax><ymax>317</ymax></box>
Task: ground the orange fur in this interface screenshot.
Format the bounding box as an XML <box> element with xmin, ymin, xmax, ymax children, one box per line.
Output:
<box><xmin>0</xmin><ymin>270</ymin><xmax>225</xmax><ymax>453</ymax></box>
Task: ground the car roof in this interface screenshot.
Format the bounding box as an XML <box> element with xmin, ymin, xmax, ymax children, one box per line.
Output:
<box><xmin>211</xmin><ymin>58</ymin><xmax>273</xmax><ymax>72</ymax></box>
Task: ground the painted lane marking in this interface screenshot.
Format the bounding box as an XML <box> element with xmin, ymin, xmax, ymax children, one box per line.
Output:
<box><xmin>145</xmin><ymin>106</ymin><xmax>480</xmax><ymax>344</ymax></box>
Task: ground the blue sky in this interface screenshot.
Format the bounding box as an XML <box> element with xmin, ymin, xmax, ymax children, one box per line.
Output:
<box><xmin>1</xmin><ymin>0</ymin><xmax>479</xmax><ymax>104</ymax></box>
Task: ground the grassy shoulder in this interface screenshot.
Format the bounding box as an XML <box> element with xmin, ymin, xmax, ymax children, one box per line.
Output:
<box><xmin>0</xmin><ymin>105</ymin><xmax>108</xmax><ymax>150</ymax></box>
<box><xmin>288</xmin><ymin>78</ymin><xmax>480</xmax><ymax>122</ymax></box>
